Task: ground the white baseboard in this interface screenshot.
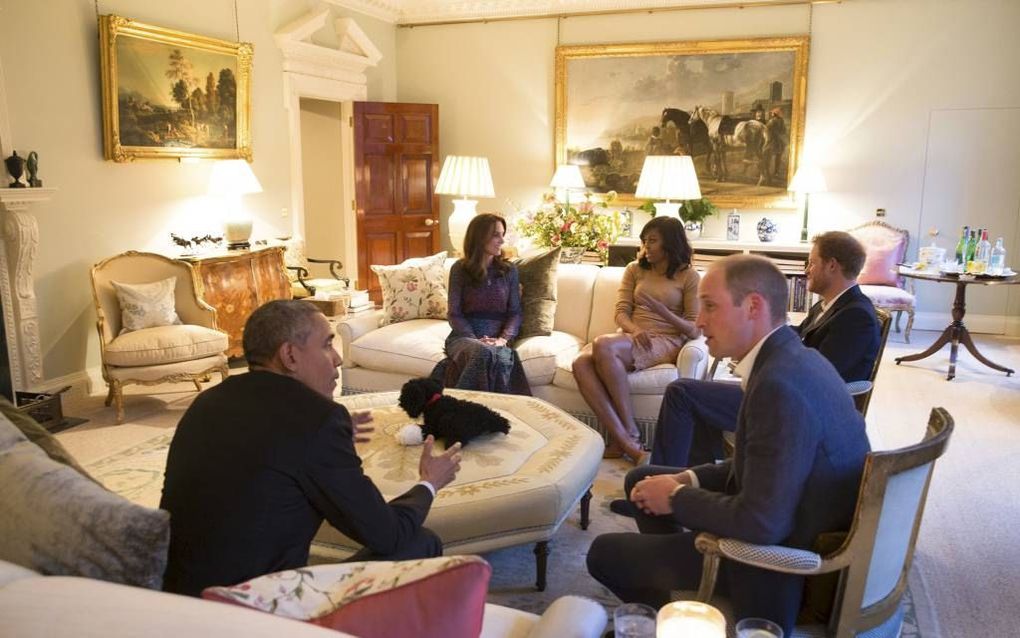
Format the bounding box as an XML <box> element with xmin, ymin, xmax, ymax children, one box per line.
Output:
<box><xmin>909</xmin><ymin>312</ymin><xmax>1020</xmax><ymax>337</ymax></box>
<box><xmin>27</xmin><ymin>369</ymin><xmax>96</xmax><ymax>403</ymax></box>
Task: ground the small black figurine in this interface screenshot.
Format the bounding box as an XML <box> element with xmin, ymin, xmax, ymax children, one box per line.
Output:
<box><xmin>26</xmin><ymin>151</ymin><xmax>41</xmax><ymax>187</ymax></box>
<box><xmin>4</xmin><ymin>151</ymin><xmax>26</xmax><ymax>188</ymax></box>
<box><xmin>170</xmin><ymin>233</ymin><xmax>193</xmax><ymax>250</ymax></box>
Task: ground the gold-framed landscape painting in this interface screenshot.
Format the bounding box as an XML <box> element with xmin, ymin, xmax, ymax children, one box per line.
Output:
<box><xmin>99</xmin><ymin>15</ymin><xmax>253</xmax><ymax>162</ymax></box>
<box><xmin>555</xmin><ymin>37</ymin><xmax>809</xmax><ymax>209</ymax></box>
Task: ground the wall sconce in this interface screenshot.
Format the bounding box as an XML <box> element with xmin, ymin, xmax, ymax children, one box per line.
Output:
<box><xmin>635</xmin><ymin>155</ymin><xmax>701</xmax><ymax>219</ymax></box>
<box><xmin>435</xmin><ymin>155</ymin><xmax>494</xmax><ymax>254</ymax></box>
<box><xmin>208</xmin><ymin>160</ymin><xmax>262</xmax><ymax>250</ymax></box>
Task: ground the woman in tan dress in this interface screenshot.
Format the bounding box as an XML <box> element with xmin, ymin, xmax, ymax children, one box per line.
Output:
<box><xmin>572</xmin><ymin>216</ymin><xmax>701</xmax><ymax>464</ymax></box>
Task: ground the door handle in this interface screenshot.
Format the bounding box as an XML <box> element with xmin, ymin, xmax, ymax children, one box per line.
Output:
<box><xmin>424</xmin><ymin>218</ymin><xmax>436</xmax><ymax>226</ymax></box>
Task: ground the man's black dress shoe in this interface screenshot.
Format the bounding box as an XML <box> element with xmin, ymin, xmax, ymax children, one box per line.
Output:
<box><xmin>609</xmin><ymin>498</ymin><xmax>637</xmax><ymax>517</ymax></box>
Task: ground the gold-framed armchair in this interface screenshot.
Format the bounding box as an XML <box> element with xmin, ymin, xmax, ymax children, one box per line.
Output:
<box><xmin>846</xmin><ymin>308</ymin><xmax>893</xmax><ymax>417</ymax></box>
<box><xmin>693</xmin><ymin>407</ymin><xmax>953</xmax><ymax>638</ymax></box>
<box><xmin>90</xmin><ymin>251</ymin><xmax>230</xmax><ymax>423</ymax></box>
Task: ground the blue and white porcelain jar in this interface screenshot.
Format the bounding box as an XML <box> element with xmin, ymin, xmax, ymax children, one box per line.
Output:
<box><xmin>756</xmin><ymin>217</ymin><xmax>778</xmax><ymax>242</ymax></box>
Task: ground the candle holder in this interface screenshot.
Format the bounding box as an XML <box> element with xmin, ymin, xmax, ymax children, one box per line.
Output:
<box><xmin>656</xmin><ymin>601</ymin><xmax>726</xmax><ymax>637</ymax></box>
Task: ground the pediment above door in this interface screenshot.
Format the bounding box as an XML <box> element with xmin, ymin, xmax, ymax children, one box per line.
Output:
<box><xmin>275</xmin><ymin>7</ymin><xmax>382</xmax><ymax>82</ymax></box>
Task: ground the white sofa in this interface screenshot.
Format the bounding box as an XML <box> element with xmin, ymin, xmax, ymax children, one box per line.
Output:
<box><xmin>0</xmin><ymin>560</ymin><xmax>607</xmax><ymax>638</ymax></box>
<box><xmin>338</xmin><ymin>261</ymin><xmax>709</xmax><ymax>435</ymax></box>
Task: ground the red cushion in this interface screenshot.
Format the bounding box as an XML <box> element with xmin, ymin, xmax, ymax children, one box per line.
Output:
<box><xmin>202</xmin><ymin>556</ymin><xmax>491</xmax><ymax>638</ymax></box>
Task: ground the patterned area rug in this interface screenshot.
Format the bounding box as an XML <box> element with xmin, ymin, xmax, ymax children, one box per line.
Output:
<box><xmin>82</xmin><ymin>430</ymin><xmax>934</xmax><ymax>635</ymax></box>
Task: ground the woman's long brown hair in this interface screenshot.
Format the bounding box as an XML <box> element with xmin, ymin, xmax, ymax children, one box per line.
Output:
<box><xmin>462</xmin><ymin>213</ymin><xmax>509</xmax><ymax>284</ymax></box>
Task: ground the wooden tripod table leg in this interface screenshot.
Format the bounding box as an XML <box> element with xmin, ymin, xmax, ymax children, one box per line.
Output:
<box><xmin>958</xmin><ymin>326</ymin><xmax>1015</xmax><ymax>377</ymax></box>
<box><xmin>896</xmin><ymin>323</ymin><xmax>957</xmax><ymax>379</ymax></box>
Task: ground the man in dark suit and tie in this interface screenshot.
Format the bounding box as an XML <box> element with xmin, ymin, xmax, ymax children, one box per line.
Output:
<box><xmin>587</xmin><ymin>255</ymin><xmax>870</xmax><ymax>635</ymax></box>
<box><xmin>161</xmin><ymin>300</ymin><xmax>462</xmax><ymax>597</ymax></box>
<box><xmin>646</xmin><ymin>231</ymin><xmax>879</xmax><ymax>468</ymax></box>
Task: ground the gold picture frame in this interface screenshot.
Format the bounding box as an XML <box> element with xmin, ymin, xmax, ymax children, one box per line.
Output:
<box><xmin>555</xmin><ymin>37</ymin><xmax>809</xmax><ymax>209</ymax></box>
<box><xmin>99</xmin><ymin>15</ymin><xmax>253</xmax><ymax>162</ymax></box>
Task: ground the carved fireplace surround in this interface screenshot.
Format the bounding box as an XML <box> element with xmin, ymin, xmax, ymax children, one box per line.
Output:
<box><xmin>0</xmin><ymin>188</ymin><xmax>54</xmax><ymax>390</ymax></box>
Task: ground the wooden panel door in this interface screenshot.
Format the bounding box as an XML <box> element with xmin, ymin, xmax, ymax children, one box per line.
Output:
<box><xmin>354</xmin><ymin>102</ymin><xmax>440</xmax><ymax>301</ymax></box>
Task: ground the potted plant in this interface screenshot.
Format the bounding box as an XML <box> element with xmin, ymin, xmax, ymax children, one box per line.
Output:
<box><xmin>639</xmin><ymin>197</ymin><xmax>718</xmax><ymax>239</ymax></box>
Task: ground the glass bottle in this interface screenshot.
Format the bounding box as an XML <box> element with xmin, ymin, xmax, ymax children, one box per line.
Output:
<box><xmin>966</xmin><ymin>229</ymin><xmax>979</xmax><ymax>265</ymax></box>
<box><xmin>973</xmin><ymin>230</ymin><xmax>992</xmax><ymax>274</ymax></box>
<box><xmin>988</xmin><ymin>237</ymin><xmax>1007</xmax><ymax>276</ymax></box>
<box><xmin>954</xmin><ymin>225</ymin><xmax>969</xmax><ymax>266</ymax></box>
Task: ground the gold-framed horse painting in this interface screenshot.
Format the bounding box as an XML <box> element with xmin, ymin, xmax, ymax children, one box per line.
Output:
<box><xmin>555</xmin><ymin>37</ymin><xmax>809</xmax><ymax>209</ymax></box>
<box><xmin>99</xmin><ymin>15</ymin><xmax>253</xmax><ymax>162</ymax></box>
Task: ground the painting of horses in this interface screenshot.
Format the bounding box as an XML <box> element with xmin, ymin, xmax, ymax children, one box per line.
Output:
<box><xmin>555</xmin><ymin>37</ymin><xmax>809</xmax><ymax>209</ymax></box>
<box><xmin>99</xmin><ymin>15</ymin><xmax>253</xmax><ymax>162</ymax></box>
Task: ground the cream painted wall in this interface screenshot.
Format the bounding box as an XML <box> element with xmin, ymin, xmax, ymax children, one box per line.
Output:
<box><xmin>396</xmin><ymin>0</ymin><xmax>1020</xmax><ymax>333</ymax></box>
<box><xmin>0</xmin><ymin>0</ymin><xmax>396</xmax><ymax>384</ymax></box>
<box><xmin>300</xmin><ymin>98</ymin><xmax>346</xmax><ymax>267</ymax></box>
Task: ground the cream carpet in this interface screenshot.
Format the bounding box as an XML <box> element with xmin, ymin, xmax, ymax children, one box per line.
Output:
<box><xmin>57</xmin><ymin>329</ymin><xmax>1020</xmax><ymax>636</ymax></box>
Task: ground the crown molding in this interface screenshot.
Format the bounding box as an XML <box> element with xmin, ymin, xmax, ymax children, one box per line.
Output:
<box><xmin>329</xmin><ymin>0</ymin><xmax>837</xmax><ymax>26</ymax></box>
<box><xmin>323</xmin><ymin>0</ymin><xmax>402</xmax><ymax>24</ymax></box>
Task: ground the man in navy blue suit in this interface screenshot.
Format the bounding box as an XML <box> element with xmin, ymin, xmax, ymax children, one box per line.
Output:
<box><xmin>648</xmin><ymin>231</ymin><xmax>879</xmax><ymax>468</ymax></box>
<box><xmin>587</xmin><ymin>255</ymin><xmax>869</xmax><ymax>635</ymax></box>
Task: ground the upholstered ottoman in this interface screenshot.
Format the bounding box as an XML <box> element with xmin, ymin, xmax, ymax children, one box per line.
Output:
<box><xmin>310</xmin><ymin>390</ymin><xmax>605</xmax><ymax>590</ymax></box>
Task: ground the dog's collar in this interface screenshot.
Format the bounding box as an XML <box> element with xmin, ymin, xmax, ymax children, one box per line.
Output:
<box><xmin>425</xmin><ymin>392</ymin><xmax>442</xmax><ymax>408</ymax></box>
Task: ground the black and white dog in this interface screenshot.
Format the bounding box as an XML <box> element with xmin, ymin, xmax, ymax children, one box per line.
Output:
<box><xmin>398</xmin><ymin>377</ymin><xmax>510</xmax><ymax>447</ymax></box>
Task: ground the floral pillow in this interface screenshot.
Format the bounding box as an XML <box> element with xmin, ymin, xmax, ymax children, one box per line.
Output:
<box><xmin>202</xmin><ymin>555</ymin><xmax>491</xmax><ymax>638</ymax></box>
<box><xmin>370</xmin><ymin>252</ymin><xmax>448</xmax><ymax>325</ymax></box>
<box><xmin>111</xmin><ymin>277</ymin><xmax>182</xmax><ymax>334</ymax></box>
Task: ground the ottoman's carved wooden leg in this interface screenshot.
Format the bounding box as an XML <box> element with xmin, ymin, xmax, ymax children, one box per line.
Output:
<box><xmin>534</xmin><ymin>541</ymin><xmax>549</xmax><ymax>591</ymax></box>
<box><xmin>580</xmin><ymin>487</ymin><xmax>593</xmax><ymax>530</ymax></box>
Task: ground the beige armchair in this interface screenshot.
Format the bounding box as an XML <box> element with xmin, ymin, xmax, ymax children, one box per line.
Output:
<box><xmin>90</xmin><ymin>251</ymin><xmax>230</xmax><ymax>423</ymax></box>
<box><xmin>849</xmin><ymin>221</ymin><xmax>916</xmax><ymax>343</ymax></box>
<box><xmin>693</xmin><ymin>407</ymin><xmax>953</xmax><ymax>638</ymax></box>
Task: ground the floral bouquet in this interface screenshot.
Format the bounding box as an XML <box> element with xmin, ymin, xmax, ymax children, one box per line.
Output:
<box><xmin>514</xmin><ymin>191</ymin><xmax>622</xmax><ymax>263</ymax></box>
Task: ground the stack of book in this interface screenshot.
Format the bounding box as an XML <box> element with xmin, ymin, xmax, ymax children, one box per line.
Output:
<box><xmin>346</xmin><ymin>290</ymin><xmax>374</xmax><ymax>314</ymax></box>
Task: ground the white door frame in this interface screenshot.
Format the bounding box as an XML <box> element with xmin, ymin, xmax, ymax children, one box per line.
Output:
<box><xmin>276</xmin><ymin>9</ymin><xmax>381</xmax><ymax>286</ymax></box>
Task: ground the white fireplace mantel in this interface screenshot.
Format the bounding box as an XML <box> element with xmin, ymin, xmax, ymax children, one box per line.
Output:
<box><xmin>0</xmin><ymin>187</ymin><xmax>56</xmax><ymax>390</ymax></box>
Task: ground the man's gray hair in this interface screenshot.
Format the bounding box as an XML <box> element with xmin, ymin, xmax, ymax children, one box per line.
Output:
<box><xmin>715</xmin><ymin>254</ymin><xmax>789</xmax><ymax>325</ymax></box>
<box><xmin>243</xmin><ymin>300</ymin><xmax>323</xmax><ymax>367</ymax></box>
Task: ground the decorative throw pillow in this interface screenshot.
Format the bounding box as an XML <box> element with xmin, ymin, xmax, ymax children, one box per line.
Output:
<box><xmin>854</xmin><ymin>232</ymin><xmax>907</xmax><ymax>287</ymax></box>
<box><xmin>203</xmin><ymin>555</ymin><xmax>491</xmax><ymax>638</ymax></box>
<box><xmin>514</xmin><ymin>247</ymin><xmax>560</xmax><ymax>339</ymax></box>
<box><xmin>111</xmin><ymin>277</ymin><xmax>182</xmax><ymax>334</ymax></box>
<box><xmin>371</xmin><ymin>252</ymin><xmax>448</xmax><ymax>325</ymax></box>
<box><xmin>0</xmin><ymin>415</ymin><xmax>170</xmax><ymax>589</ymax></box>
<box><xmin>0</xmin><ymin>397</ymin><xmax>94</xmax><ymax>480</ymax></box>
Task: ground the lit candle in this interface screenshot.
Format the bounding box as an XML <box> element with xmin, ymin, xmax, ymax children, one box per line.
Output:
<box><xmin>657</xmin><ymin>602</ymin><xmax>726</xmax><ymax>638</ymax></box>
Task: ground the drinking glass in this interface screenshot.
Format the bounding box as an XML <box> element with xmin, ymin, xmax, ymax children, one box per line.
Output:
<box><xmin>613</xmin><ymin>602</ymin><xmax>656</xmax><ymax>638</ymax></box>
<box><xmin>735</xmin><ymin>617</ymin><xmax>784</xmax><ymax>638</ymax></box>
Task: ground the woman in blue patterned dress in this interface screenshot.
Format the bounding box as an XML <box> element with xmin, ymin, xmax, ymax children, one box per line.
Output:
<box><xmin>430</xmin><ymin>213</ymin><xmax>531</xmax><ymax>395</ymax></box>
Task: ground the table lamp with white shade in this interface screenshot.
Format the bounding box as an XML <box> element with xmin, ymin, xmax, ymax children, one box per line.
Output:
<box><xmin>635</xmin><ymin>155</ymin><xmax>701</xmax><ymax>220</ymax></box>
<box><xmin>209</xmin><ymin>159</ymin><xmax>263</xmax><ymax>250</ymax></box>
<box><xmin>435</xmin><ymin>155</ymin><xmax>495</xmax><ymax>254</ymax></box>
<box><xmin>789</xmin><ymin>164</ymin><xmax>827</xmax><ymax>242</ymax></box>
<box><xmin>550</xmin><ymin>163</ymin><xmax>586</xmax><ymax>209</ymax></box>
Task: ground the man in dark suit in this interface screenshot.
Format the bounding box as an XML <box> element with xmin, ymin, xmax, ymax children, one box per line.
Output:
<box><xmin>161</xmin><ymin>300</ymin><xmax>462</xmax><ymax>597</ymax></box>
<box><xmin>646</xmin><ymin>231</ymin><xmax>879</xmax><ymax>468</ymax></box>
<box><xmin>588</xmin><ymin>255</ymin><xmax>870</xmax><ymax>635</ymax></box>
